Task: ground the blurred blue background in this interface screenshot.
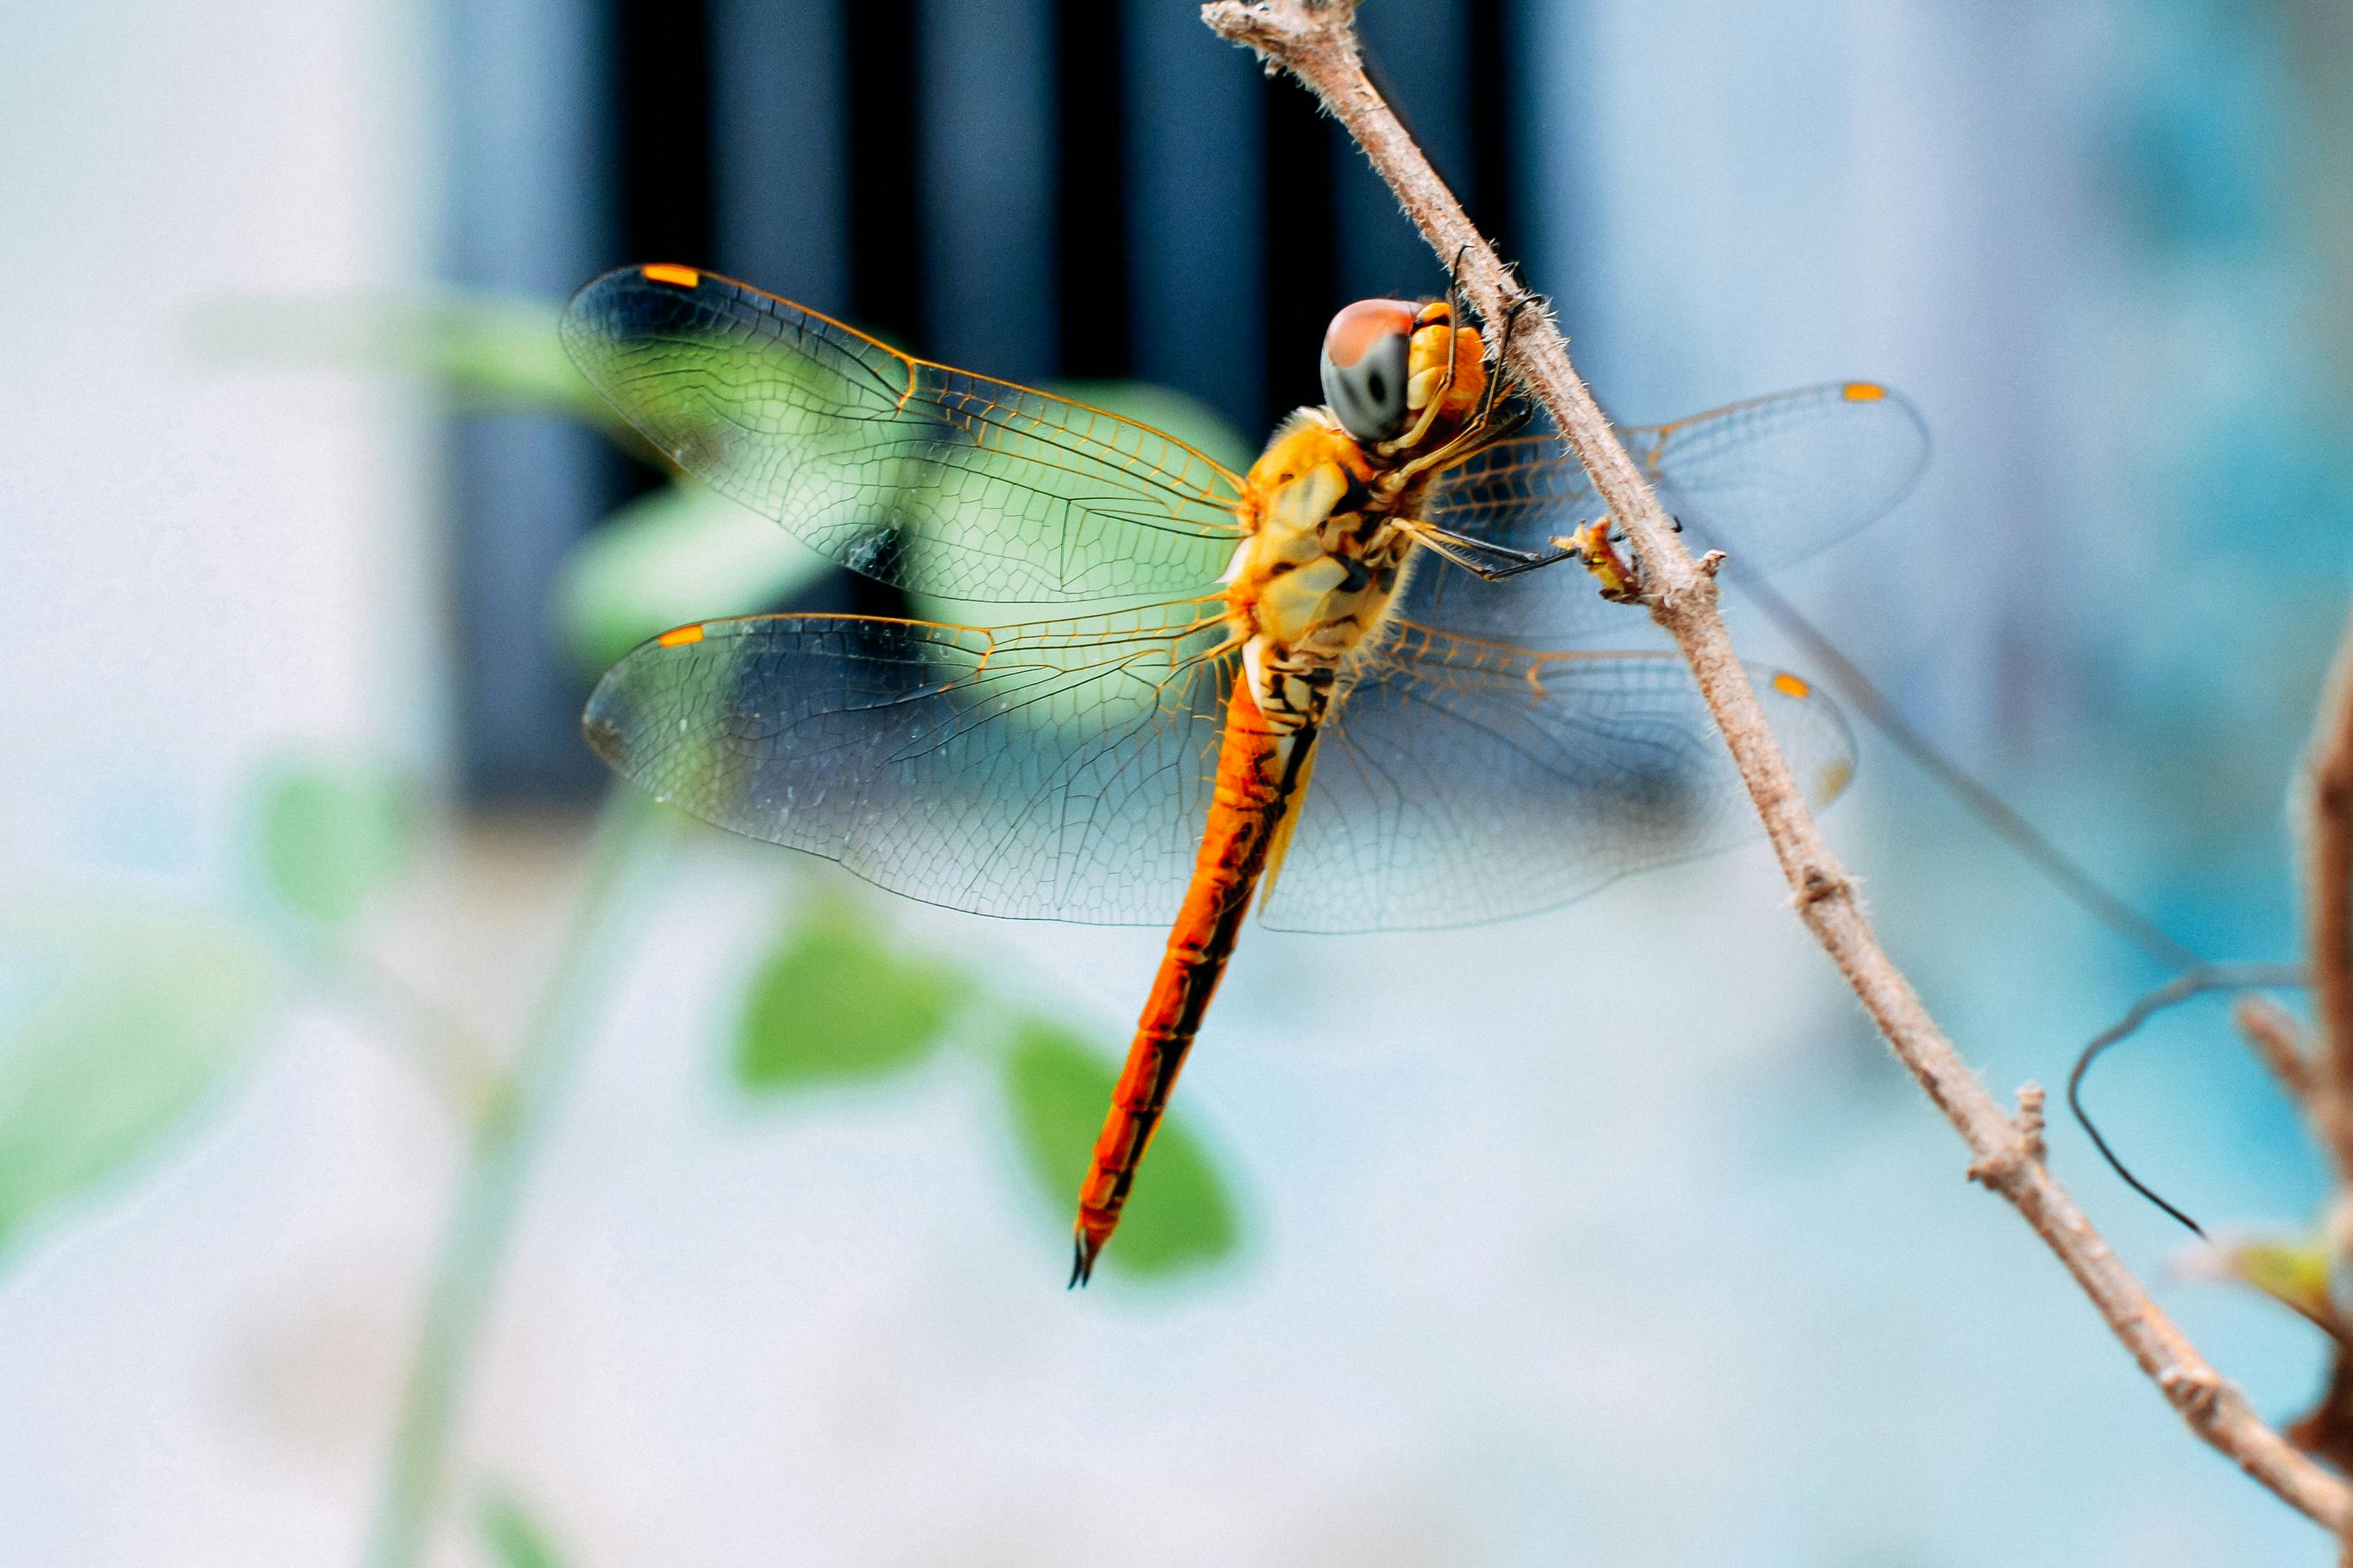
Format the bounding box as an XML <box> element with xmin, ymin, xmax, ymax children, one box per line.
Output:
<box><xmin>5</xmin><ymin>0</ymin><xmax>2353</xmax><ymax>1563</ymax></box>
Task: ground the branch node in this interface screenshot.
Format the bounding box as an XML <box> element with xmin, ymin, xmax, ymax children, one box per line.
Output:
<box><xmin>1698</xmin><ymin>550</ymin><xmax>1727</xmax><ymax>578</ymax></box>
<box><xmin>2158</xmin><ymin>1363</ymin><xmax>2229</xmax><ymax>1425</ymax></box>
<box><xmin>1968</xmin><ymin>1084</ymin><xmax>2049</xmax><ymax>1188</ymax></box>
<box><xmin>1793</xmin><ymin>868</ymin><xmax>1852</xmax><ymax>909</ymax></box>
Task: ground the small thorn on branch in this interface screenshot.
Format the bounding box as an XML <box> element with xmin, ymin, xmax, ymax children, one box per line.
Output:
<box><xmin>1654</xmin><ymin>553</ymin><xmax>1727</xmax><ymax>617</ymax></box>
<box><xmin>2015</xmin><ymin>1082</ymin><xmax>2049</xmax><ymax>1162</ymax></box>
<box><xmin>1969</xmin><ymin>1083</ymin><xmax>2049</xmax><ymax>1188</ymax></box>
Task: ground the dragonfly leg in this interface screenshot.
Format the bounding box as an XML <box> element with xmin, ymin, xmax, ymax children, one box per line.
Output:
<box><xmin>1390</xmin><ymin>397</ymin><xmax>1532</xmax><ymax>489</ymax></box>
<box><xmin>1384</xmin><ymin>288</ymin><xmax>1538</xmax><ymax>474</ymax></box>
<box><xmin>1403</xmin><ymin>518</ymin><xmax>1580</xmax><ymax>582</ymax></box>
<box><xmin>1388</xmin><ymin>311</ymin><xmax>1465</xmax><ymax>454</ymax></box>
<box><xmin>1462</xmin><ymin>289</ymin><xmax>1539</xmax><ymax>436</ymax></box>
<box><xmin>1386</xmin><ymin>297</ymin><xmax>1539</xmax><ymax>487</ymax></box>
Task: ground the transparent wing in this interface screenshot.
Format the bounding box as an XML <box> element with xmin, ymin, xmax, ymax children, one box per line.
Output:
<box><xmin>561</xmin><ymin>265</ymin><xmax>1245</xmax><ymax>607</ymax></box>
<box><xmin>584</xmin><ymin>606</ymin><xmax>1236</xmax><ymax>922</ymax></box>
<box><xmin>1257</xmin><ymin>622</ymin><xmax>1855</xmax><ymax>932</ymax></box>
<box><xmin>1408</xmin><ymin>382</ymin><xmax>1930</xmax><ymax>646</ymax></box>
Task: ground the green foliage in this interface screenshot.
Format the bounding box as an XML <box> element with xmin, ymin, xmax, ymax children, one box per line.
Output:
<box><xmin>253</xmin><ymin>759</ymin><xmax>420</xmax><ymax>926</ymax></box>
<box><xmin>728</xmin><ymin>900</ymin><xmax>1245</xmax><ymax>1283</ymax></box>
<box><xmin>476</xmin><ymin>1488</ymin><xmax>568</xmax><ymax>1568</ymax></box>
<box><xmin>553</xmin><ymin>482</ymin><xmax>833</xmax><ymax>673</ymax></box>
<box><xmin>188</xmin><ymin>294</ymin><xmax>625</xmax><ymax>435</ymax></box>
<box><xmin>0</xmin><ymin>915</ymin><xmax>272</xmax><ymax>1247</ymax></box>
<box><xmin>1000</xmin><ymin>1019</ymin><xmax>1238</xmax><ymax>1279</ymax></box>
<box><xmin>894</xmin><ymin>379</ymin><xmax>1250</xmax><ymax>637</ymax></box>
<box><xmin>2204</xmin><ymin>1234</ymin><xmax>2336</xmax><ymax>1329</ymax></box>
<box><xmin>734</xmin><ymin>907</ymin><xmax>967</xmax><ymax>1092</ymax></box>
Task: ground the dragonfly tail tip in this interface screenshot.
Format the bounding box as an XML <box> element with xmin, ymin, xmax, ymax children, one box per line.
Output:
<box><xmin>1068</xmin><ymin>1232</ymin><xmax>1102</xmax><ymax>1290</ymax></box>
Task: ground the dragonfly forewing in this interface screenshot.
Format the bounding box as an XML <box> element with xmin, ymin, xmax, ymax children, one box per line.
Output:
<box><xmin>560</xmin><ymin>266</ymin><xmax>1245</xmax><ymax>608</ymax></box>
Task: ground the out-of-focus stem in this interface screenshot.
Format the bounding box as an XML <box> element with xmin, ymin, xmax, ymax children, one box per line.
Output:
<box><xmin>363</xmin><ymin>794</ymin><xmax>663</xmax><ymax>1568</ymax></box>
<box><xmin>2307</xmin><ymin>604</ymin><xmax>2353</xmax><ymax>1184</ymax></box>
<box><xmin>2236</xmin><ymin>995</ymin><xmax>2316</xmax><ymax>1107</ymax></box>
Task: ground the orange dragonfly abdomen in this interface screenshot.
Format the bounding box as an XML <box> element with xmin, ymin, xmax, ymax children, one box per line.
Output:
<box><xmin>1073</xmin><ymin>678</ymin><xmax>1300</xmax><ymax>1285</ymax></box>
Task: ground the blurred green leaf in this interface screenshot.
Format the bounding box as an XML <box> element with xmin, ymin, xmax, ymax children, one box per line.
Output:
<box><xmin>899</xmin><ymin>379</ymin><xmax>1249</xmax><ymax>638</ymax></box>
<box><xmin>0</xmin><ymin>915</ymin><xmax>273</xmax><ymax>1249</ymax></box>
<box><xmin>734</xmin><ymin>908</ymin><xmax>966</xmax><ymax>1092</ymax></box>
<box><xmin>188</xmin><ymin>294</ymin><xmax>626</xmax><ymax>431</ymax></box>
<box><xmin>554</xmin><ymin>481</ymin><xmax>834</xmax><ymax>673</ymax></box>
<box><xmin>477</xmin><ymin>1488</ymin><xmax>567</xmax><ymax>1568</ymax></box>
<box><xmin>1000</xmin><ymin>1020</ymin><xmax>1238</xmax><ymax>1279</ymax></box>
<box><xmin>1046</xmin><ymin>380</ymin><xmax>1257</xmax><ymax>477</ymax></box>
<box><xmin>253</xmin><ymin>759</ymin><xmax>421</xmax><ymax>926</ymax></box>
<box><xmin>2194</xmin><ymin>1234</ymin><xmax>2339</xmax><ymax>1331</ymax></box>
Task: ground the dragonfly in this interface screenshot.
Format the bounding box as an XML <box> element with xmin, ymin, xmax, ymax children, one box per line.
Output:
<box><xmin>560</xmin><ymin>263</ymin><xmax>1928</xmax><ymax>1284</ymax></box>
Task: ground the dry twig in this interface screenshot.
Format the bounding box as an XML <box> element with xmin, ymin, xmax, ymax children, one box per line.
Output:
<box><xmin>1199</xmin><ymin>0</ymin><xmax>2353</xmax><ymax>1532</ymax></box>
<box><xmin>2302</xmin><ymin>605</ymin><xmax>2353</xmax><ymax>1555</ymax></box>
<box><xmin>2238</xmin><ymin>996</ymin><xmax>2317</xmax><ymax>1107</ymax></box>
<box><xmin>2309</xmin><ymin>604</ymin><xmax>2353</xmax><ymax>1182</ymax></box>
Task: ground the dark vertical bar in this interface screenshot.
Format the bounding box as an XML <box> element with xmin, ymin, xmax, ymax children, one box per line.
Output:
<box><xmin>711</xmin><ymin>0</ymin><xmax>849</xmax><ymax>316</ymax></box>
<box><xmin>844</xmin><ymin>0</ymin><xmax>926</xmax><ymax>348</ymax></box>
<box><xmin>609</xmin><ymin>0</ymin><xmax>716</xmax><ymax>523</ymax></box>
<box><xmin>1261</xmin><ymin>75</ymin><xmax>1341</xmax><ymax>420</ymax></box>
<box><xmin>1517</xmin><ymin>0</ymin><xmax>1592</xmax><ymax>340</ymax></box>
<box><xmin>1343</xmin><ymin>0</ymin><xmax>1466</xmax><ymax>307</ymax></box>
<box><xmin>1124</xmin><ymin>0</ymin><xmax>1264</xmax><ymax>434</ymax></box>
<box><xmin>925</xmin><ymin>0</ymin><xmax>1055</xmax><ymax>382</ymax></box>
<box><xmin>1466</xmin><ymin>0</ymin><xmax>1518</xmax><ymax>266</ymax></box>
<box><xmin>614</xmin><ymin>0</ymin><xmax>715</xmax><ymax>267</ymax></box>
<box><xmin>1054</xmin><ymin>0</ymin><xmax>1130</xmax><ymax>376</ymax></box>
<box><xmin>443</xmin><ymin>0</ymin><xmax>614</xmax><ymax>801</ymax></box>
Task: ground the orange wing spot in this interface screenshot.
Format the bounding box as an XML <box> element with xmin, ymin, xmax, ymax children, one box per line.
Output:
<box><xmin>642</xmin><ymin>264</ymin><xmax>702</xmax><ymax>288</ymax></box>
<box><xmin>1841</xmin><ymin>381</ymin><xmax>1886</xmax><ymax>402</ymax></box>
<box><xmin>657</xmin><ymin>623</ymin><xmax>706</xmax><ymax>648</ymax></box>
<box><xmin>1772</xmin><ymin>671</ymin><xmax>1811</xmax><ymax>698</ymax></box>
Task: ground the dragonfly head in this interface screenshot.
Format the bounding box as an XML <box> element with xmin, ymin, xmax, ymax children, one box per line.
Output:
<box><xmin>1322</xmin><ymin>297</ymin><xmax>1491</xmax><ymax>452</ymax></box>
<box><xmin>1321</xmin><ymin>299</ymin><xmax>1417</xmax><ymax>442</ymax></box>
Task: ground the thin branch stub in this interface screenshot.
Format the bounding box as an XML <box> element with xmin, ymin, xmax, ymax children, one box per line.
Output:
<box><xmin>2238</xmin><ymin>996</ymin><xmax>2316</xmax><ymax>1106</ymax></box>
<box><xmin>1968</xmin><ymin>1083</ymin><xmax>2049</xmax><ymax>1188</ymax></box>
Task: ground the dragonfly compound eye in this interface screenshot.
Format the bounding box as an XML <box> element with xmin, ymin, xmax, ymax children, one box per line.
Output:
<box><xmin>1321</xmin><ymin>298</ymin><xmax>1417</xmax><ymax>443</ymax></box>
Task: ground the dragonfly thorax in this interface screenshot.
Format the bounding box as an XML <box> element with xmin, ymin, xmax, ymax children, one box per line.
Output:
<box><xmin>1230</xmin><ymin>304</ymin><xmax>1494</xmax><ymax>736</ymax></box>
<box><xmin>1231</xmin><ymin>408</ymin><xmax>1422</xmax><ymax>735</ymax></box>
